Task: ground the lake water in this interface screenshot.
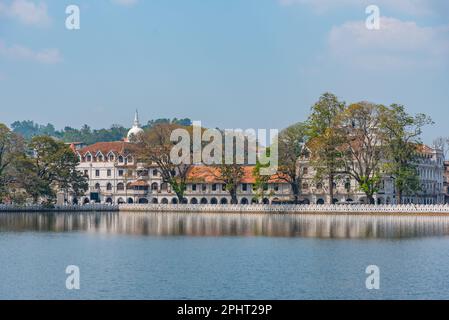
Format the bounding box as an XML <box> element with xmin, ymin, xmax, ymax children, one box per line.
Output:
<box><xmin>1</xmin><ymin>212</ymin><xmax>449</xmax><ymax>300</ymax></box>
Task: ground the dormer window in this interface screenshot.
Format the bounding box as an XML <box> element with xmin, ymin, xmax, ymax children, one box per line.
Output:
<box><xmin>86</xmin><ymin>155</ymin><xmax>92</xmax><ymax>162</ymax></box>
<box><xmin>98</xmin><ymin>155</ymin><xmax>103</xmax><ymax>162</ymax></box>
<box><xmin>118</xmin><ymin>156</ymin><xmax>124</xmax><ymax>163</ymax></box>
<box><xmin>127</xmin><ymin>156</ymin><xmax>133</xmax><ymax>163</ymax></box>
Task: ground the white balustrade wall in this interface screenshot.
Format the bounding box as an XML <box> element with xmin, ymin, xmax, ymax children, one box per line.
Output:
<box><xmin>2</xmin><ymin>203</ymin><xmax>449</xmax><ymax>214</ymax></box>
<box><xmin>0</xmin><ymin>204</ymin><xmax>119</xmax><ymax>212</ymax></box>
<box><xmin>119</xmin><ymin>203</ymin><xmax>449</xmax><ymax>214</ymax></box>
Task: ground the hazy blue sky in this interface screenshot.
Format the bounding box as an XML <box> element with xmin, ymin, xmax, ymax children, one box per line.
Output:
<box><xmin>1</xmin><ymin>0</ymin><xmax>448</xmax><ymax>143</ymax></box>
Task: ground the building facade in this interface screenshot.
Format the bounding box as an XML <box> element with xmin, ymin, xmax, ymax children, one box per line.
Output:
<box><xmin>298</xmin><ymin>145</ymin><xmax>445</xmax><ymax>205</ymax></box>
<box><xmin>70</xmin><ymin>112</ymin><xmax>445</xmax><ymax>205</ymax></box>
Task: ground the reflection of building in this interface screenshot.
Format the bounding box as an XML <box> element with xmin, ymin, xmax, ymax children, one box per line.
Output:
<box><xmin>71</xmin><ymin>112</ymin><xmax>445</xmax><ymax>205</ymax></box>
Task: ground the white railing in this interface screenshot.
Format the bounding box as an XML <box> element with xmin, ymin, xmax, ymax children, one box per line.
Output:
<box><xmin>2</xmin><ymin>203</ymin><xmax>449</xmax><ymax>214</ymax></box>
<box><xmin>0</xmin><ymin>203</ymin><xmax>119</xmax><ymax>212</ymax></box>
<box><xmin>119</xmin><ymin>203</ymin><xmax>449</xmax><ymax>214</ymax></box>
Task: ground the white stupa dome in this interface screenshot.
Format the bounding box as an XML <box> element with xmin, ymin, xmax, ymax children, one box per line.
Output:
<box><xmin>127</xmin><ymin>110</ymin><xmax>144</xmax><ymax>141</ymax></box>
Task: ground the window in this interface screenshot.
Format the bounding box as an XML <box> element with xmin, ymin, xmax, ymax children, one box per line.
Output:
<box><xmin>192</xmin><ymin>184</ymin><xmax>197</xmax><ymax>191</ymax></box>
<box><xmin>95</xmin><ymin>183</ymin><xmax>100</xmax><ymax>190</ymax></box>
<box><xmin>86</xmin><ymin>155</ymin><xmax>92</xmax><ymax>162</ymax></box>
<box><xmin>273</xmin><ymin>184</ymin><xmax>279</xmax><ymax>192</ymax></box>
<box><xmin>212</xmin><ymin>184</ymin><xmax>217</xmax><ymax>191</ymax></box>
<box><xmin>107</xmin><ymin>183</ymin><xmax>112</xmax><ymax>191</ymax></box>
<box><xmin>95</xmin><ymin>170</ymin><xmax>100</xmax><ymax>177</ymax></box>
<box><xmin>303</xmin><ymin>167</ymin><xmax>308</xmax><ymax>175</ymax></box>
<box><xmin>127</xmin><ymin>156</ymin><xmax>133</xmax><ymax>163</ymax></box>
<box><xmin>202</xmin><ymin>184</ymin><xmax>207</xmax><ymax>192</ymax></box>
<box><xmin>242</xmin><ymin>183</ymin><xmax>248</xmax><ymax>191</ymax></box>
<box><xmin>140</xmin><ymin>170</ymin><xmax>149</xmax><ymax>177</ymax></box>
<box><xmin>118</xmin><ymin>156</ymin><xmax>124</xmax><ymax>163</ymax></box>
<box><xmin>302</xmin><ymin>183</ymin><xmax>309</xmax><ymax>190</ymax></box>
<box><xmin>345</xmin><ymin>181</ymin><xmax>351</xmax><ymax>191</ymax></box>
<box><xmin>117</xmin><ymin>183</ymin><xmax>125</xmax><ymax>191</ymax></box>
<box><xmin>222</xmin><ymin>184</ymin><xmax>226</xmax><ymax>191</ymax></box>
<box><xmin>316</xmin><ymin>183</ymin><xmax>323</xmax><ymax>190</ymax></box>
<box><xmin>84</xmin><ymin>170</ymin><xmax>88</xmax><ymax>177</ymax></box>
<box><xmin>98</xmin><ymin>155</ymin><xmax>103</xmax><ymax>162</ymax></box>
<box><xmin>118</xmin><ymin>170</ymin><xmax>124</xmax><ymax>177</ymax></box>
<box><xmin>107</xmin><ymin>169</ymin><xmax>111</xmax><ymax>177</ymax></box>
<box><xmin>153</xmin><ymin>169</ymin><xmax>158</xmax><ymax>176</ymax></box>
<box><xmin>109</xmin><ymin>154</ymin><xmax>114</xmax><ymax>161</ymax></box>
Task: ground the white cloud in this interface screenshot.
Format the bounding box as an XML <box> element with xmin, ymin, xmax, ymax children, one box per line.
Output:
<box><xmin>279</xmin><ymin>0</ymin><xmax>437</xmax><ymax>16</ymax></box>
<box><xmin>0</xmin><ymin>0</ymin><xmax>50</xmax><ymax>26</ymax></box>
<box><xmin>327</xmin><ymin>17</ymin><xmax>449</xmax><ymax>69</ymax></box>
<box><xmin>112</xmin><ymin>0</ymin><xmax>138</xmax><ymax>6</ymax></box>
<box><xmin>0</xmin><ymin>40</ymin><xmax>62</xmax><ymax>64</ymax></box>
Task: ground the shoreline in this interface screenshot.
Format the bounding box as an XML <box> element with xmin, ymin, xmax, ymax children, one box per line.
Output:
<box><xmin>2</xmin><ymin>203</ymin><xmax>449</xmax><ymax>215</ymax></box>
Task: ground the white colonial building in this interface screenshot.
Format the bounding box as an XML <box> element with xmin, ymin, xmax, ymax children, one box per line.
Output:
<box><xmin>297</xmin><ymin>144</ymin><xmax>445</xmax><ymax>205</ymax></box>
<box><xmin>70</xmin><ymin>112</ymin><xmax>445</xmax><ymax>205</ymax></box>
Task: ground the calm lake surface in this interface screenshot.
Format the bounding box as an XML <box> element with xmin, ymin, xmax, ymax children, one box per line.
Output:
<box><xmin>1</xmin><ymin>212</ymin><xmax>449</xmax><ymax>299</ymax></box>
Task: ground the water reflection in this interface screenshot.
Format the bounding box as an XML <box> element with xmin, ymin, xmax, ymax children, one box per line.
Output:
<box><xmin>1</xmin><ymin>212</ymin><xmax>449</xmax><ymax>239</ymax></box>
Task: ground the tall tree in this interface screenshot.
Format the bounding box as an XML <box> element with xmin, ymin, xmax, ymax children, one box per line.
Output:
<box><xmin>137</xmin><ymin>123</ymin><xmax>192</xmax><ymax>203</ymax></box>
<box><xmin>217</xmin><ymin>164</ymin><xmax>244</xmax><ymax>204</ymax></box>
<box><xmin>276</xmin><ymin>122</ymin><xmax>308</xmax><ymax>204</ymax></box>
<box><xmin>307</xmin><ymin>92</ymin><xmax>346</xmax><ymax>204</ymax></box>
<box><xmin>28</xmin><ymin>136</ymin><xmax>88</xmax><ymax>203</ymax></box>
<box><xmin>380</xmin><ymin>104</ymin><xmax>433</xmax><ymax>204</ymax></box>
<box><xmin>0</xmin><ymin>124</ymin><xmax>26</xmax><ymax>202</ymax></box>
<box><xmin>252</xmin><ymin>148</ymin><xmax>273</xmax><ymax>202</ymax></box>
<box><xmin>339</xmin><ymin>102</ymin><xmax>385</xmax><ymax>204</ymax></box>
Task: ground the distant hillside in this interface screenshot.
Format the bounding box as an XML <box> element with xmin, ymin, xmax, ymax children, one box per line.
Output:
<box><xmin>11</xmin><ymin>118</ymin><xmax>192</xmax><ymax>145</ymax></box>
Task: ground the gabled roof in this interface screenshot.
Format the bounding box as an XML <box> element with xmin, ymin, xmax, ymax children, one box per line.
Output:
<box><xmin>78</xmin><ymin>141</ymin><xmax>138</xmax><ymax>157</ymax></box>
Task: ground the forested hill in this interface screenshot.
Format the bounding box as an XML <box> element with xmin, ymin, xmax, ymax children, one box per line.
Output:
<box><xmin>10</xmin><ymin>118</ymin><xmax>192</xmax><ymax>145</ymax></box>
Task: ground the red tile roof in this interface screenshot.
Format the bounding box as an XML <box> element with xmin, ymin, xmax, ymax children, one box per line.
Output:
<box><xmin>186</xmin><ymin>165</ymin><xmax>287</xmax><ymax>184</ymax></box>
<box><xmin>416</xmin><ymin>144</ymin><xmax>434</xmax><ymax>154</ymax></box>
<box><xmin>128</xmin><ymin>180</ymin><xmax>149</xmax><ymax>187</ymax></box>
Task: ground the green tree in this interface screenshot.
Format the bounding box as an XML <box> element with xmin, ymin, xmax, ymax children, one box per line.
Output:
<box><xmin>276</xmin><ymin>122</ymin><xmax>308</xmax><ymax>204</ymax></box>
<box><xmin>137</xmin><ymin>123</ymin><xmax>192</xmax><ymax>203</ymax></box>
<box><xmin>306</xmin><ymin>92</ymin><xmax>346</xmax><ymax>204</ymax></box>
<box><xmin>217</xmin><ymin>164</ymin><xmax>244</xmax><ymax>204</ymax></box>
<box><xmin>339</xmin><ymin>102</ymin><xmax>385</xmax><ymax>204</ymax></box>
<box><xmin>252</xmin><ymin>148</ymin><xmax>273</xmax><ymax>202</ymax></box>
<box><xmin>380</xmin><ymin>104</ymin><xmax>433</xmax><ymax>204</ymax></box>
<box><xmin>28</xmin><ymin>136</ymin><xmax>87</xmax><ymax>203</ymax></box>
<box><xmin>0</xmin><ymin>124</ymin><xmax>27</xmax><ymax>202</ymax></box>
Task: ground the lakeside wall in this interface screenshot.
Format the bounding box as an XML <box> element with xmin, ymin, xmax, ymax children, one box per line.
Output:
<box><xmin>2</xmin><ymin>203</ymin><xmax>449</xmax><ymax>214</ymax></box>
<box><xmin>0</xmin><ymin>204</ymin><xmax>119</xmax><ymax>212</ymax></box>
<box><xmin>119</xmin><ymin>203</ymin><xmax>449</xmax><ymax>214</ymax></box>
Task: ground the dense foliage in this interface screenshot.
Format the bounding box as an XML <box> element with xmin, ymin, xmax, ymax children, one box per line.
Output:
<box><xmin>11</xmin><ymin>118</ymin><xmax>192</xmax><ymax>144</ymax></box>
